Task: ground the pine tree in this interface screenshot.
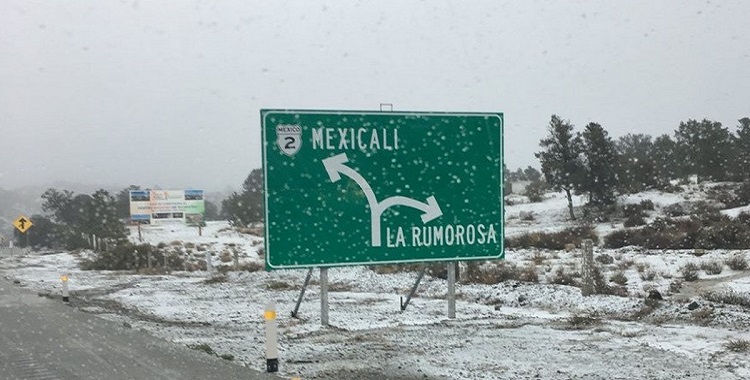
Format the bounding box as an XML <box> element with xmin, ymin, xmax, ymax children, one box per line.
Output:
<box><xmin>674</xmin><ymin>119</ymin><xmax>732</xmax><ymax>182</ymax></box>
<box><xmin>580</xmin><ymin>123</ymin><xmax>619</xmax><ymax>206</ymax></box>
<box><xmin>616</xmin><ymin>134</ymin><xmax>657</xmax><ymax>193</ymax></box>
<box><xmin>733</xmin><ymin>118</ymin><xmax>750</xmax><ymax>181</ymax></box>
<box><xmin>652</xmin><ymin>134</ymin><xmax>679</xmax><ymax>186</ymax></box>
<box><xmin>222</xmin><ymin>169</ymin><xmax>264</xmax><ymax>226</ymax></box>
<box><xmin>535</xmin><ymin>115</ymin><xmax>584</xmax><ymax>220</ymax></box>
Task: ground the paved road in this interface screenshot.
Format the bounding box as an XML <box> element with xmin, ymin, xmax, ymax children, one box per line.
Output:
<box><xmin>0</xmin><ymin>277</ymin><xmax>281</xmax><ymax>380</ymax></box>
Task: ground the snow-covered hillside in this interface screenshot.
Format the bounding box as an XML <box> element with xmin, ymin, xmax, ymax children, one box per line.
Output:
<box><xmin>2</xmin><ymin>184</ymin><xmax>750</xmax><ymax>379</ymax></box>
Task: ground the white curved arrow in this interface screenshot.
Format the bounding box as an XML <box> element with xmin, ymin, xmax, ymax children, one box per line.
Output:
<box><xmin>322</xmin><ymin>153</ymin><xmax>443</xmax><ymax>247</ymax></box>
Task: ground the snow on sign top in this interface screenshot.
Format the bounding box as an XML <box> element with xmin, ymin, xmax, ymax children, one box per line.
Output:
<box><xmin>261</xmin><ymin>109</ymin><xmax>504</xmax><ymax>270</ymax></box>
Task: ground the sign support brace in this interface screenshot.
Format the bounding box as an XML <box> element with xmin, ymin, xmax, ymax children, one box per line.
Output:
<box><xmin>400</xmin><ymin>266</ymin><xmax>427</xmax><ymax>312</ymax></box>
<box><xmin>291</xmin><ymin>268</ymin><xmax>314</xmax><ymax>318</ymax></box>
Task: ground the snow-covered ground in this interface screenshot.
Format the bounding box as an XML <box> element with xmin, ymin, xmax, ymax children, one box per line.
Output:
<box><xmin>2</xmin><ymin>185</ymin><xmax>750</xmax><ymax>379</ymax></box>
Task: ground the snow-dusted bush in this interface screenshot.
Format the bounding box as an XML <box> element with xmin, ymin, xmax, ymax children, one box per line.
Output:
<box><xmin>464</xmin><ymin>262</ymin><xmax>538</xmax><ymax>284</ymax></box>
<box><xmin>624</xmin><ymin>215</ymin><xmax>646</xmax><ymax>227</ymax></box>
<box><xmin>605</xmin><ymin>214</ymin><xmax>750</xmax><ymax>250</ymax></box>
<box><xmin>79</xmin><ymin>242</ymin><xmax>183</xmax><ymax>272</ymax></box>
<box><xmin>595</xmin><ymin>254</ymin><xmax>614</xmax><ymax>265</ymax></box>
<box><xmin>725</xmin><ymin>254</ymin><xmax>748</xmax><ymax>271</ymax></box>
<box><xmin>524</xmin><ymin>181</ymin><xmax>548</xmax><ymax>203</ymax></box>
<box><xmin>506</xmin><ymin>226</ymin><xmax>598</xmax><ymax>250</ymax></box>
<box><xmin>703</xmin><ymin>289</ymin><xmax>750</xmax><ymax>308</ymax></box>
<box><xmin>548</xmin><ymin>267</ymin><xmax>577</xmax><ymax>286</ymax></box>
<box><xmin>700</xmin><ymin>260</ymin><xmax>724</xmax><ymax>275</ymax></box>
<box><xmin>736</xmin><ymin>181</ymin><xmax>750</xmax><ymax>206</ymax></box>
<box><xmin>639</xmin><ymin>199</ymin><xmax>655</xmax><ymax>211</ymax></box>
<box><xmin>680</xmin><ymin>262</ymin><xmax>700</xmax><ymax>282</ymax></box>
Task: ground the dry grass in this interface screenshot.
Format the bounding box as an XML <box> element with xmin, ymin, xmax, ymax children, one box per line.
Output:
<box><xmin>724</xmin><ymin>339</ymin><xmax>750</xmax><ymax>352</ymax></box>
<box><xmin>609</xmin><ymin>271</ymin><xmax>628</xmax><ymax>286</ymax></box>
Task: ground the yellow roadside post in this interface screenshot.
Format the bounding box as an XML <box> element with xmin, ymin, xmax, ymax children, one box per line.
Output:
<box><xmin>265</xmin><ymin>301</ymin><xmax>279</xmax><ymax>373</ymax></box>
<box><xmin>61</xmin><ymin>274</ymin><xmax>69</xmax><ymax>302</ymax></box>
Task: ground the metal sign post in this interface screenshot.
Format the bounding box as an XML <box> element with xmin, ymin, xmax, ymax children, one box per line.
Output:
<box><xmin>320</xmin><ymin>268</ymin><xmax>329</xmax><ymax>326</ymax></box>
<box><xmin>447</xmin><ymin>262</ymin><xmax>456</xmax><ymax>319</ymax></box>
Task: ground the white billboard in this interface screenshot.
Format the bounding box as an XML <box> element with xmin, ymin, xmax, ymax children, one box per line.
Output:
<box><xmin>129</xmin><ymin>189</ymin><xmax>205</xmax><ymax>224</ymax></box>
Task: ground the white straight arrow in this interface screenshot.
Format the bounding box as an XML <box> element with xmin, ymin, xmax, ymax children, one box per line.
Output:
<box><xmin>322</xmin><ymin>153</ymin><xmax>443</xmax><ymax>247</ymax></box>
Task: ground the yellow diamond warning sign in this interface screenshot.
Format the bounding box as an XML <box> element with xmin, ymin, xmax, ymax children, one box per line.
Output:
<box><xmin>13</xmin><ymin>215</ymin><xmax>32</xmax><ymax>233</ymax></box>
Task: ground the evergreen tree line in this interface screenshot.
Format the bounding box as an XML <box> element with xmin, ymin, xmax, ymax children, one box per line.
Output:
<box><xmin>535</xmin><ymin>115</ymin><xmax>750</xmax><ymax>220</ymax></box>
<box><xmin>15</xmin><ymin>186</ymin><xmax>223</xmax><ymax>249</ymax></box>
<box><xmin>15</xmin><ymin>188</ymin><xmax>129</xmax><ymax>249</ymax></box>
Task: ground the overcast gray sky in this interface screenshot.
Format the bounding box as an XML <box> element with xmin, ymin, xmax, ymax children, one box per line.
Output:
<box><xmin>1</xmin><ymin>0</ymin><xmax>748</xmax><ymax>192</ymax></box>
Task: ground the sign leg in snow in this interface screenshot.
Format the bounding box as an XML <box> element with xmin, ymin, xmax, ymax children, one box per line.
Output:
<box><xmin>447</xmin><ymin>262</ymin><xmax>456</xmax><ymax>319</ymax></box>
<box><xmin>320</xmin><ymin>268</ymin><xmax>329</xmax><ymax>326</ymax></box>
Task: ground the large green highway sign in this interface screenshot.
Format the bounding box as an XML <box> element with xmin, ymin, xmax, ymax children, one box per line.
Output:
<box><xmin>262</xmin><ymin>110</ymin><xmax>504</xmax><ymax>270</ymax></box>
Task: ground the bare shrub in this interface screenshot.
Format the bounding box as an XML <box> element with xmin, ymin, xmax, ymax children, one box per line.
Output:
<box><xmin>692</xmin><ymin>308</ymin><xmax>714</xmax><ymax>325</ymax></box>
<box><xmin>219</xmin><ymin>251</ymin><xmax>233</xmax><ymax>263</ymax></box>
<box><xmin>610</xmin><ymin>271</ymin><xmax>628</xmax><ymax>286</ymax></box>
<box><xmin>548</xmin><ymin>267</ymin><xmax>577</xmax><ymax>286</ymax></box>
<box><xmin>725</xmin><ymin>339</ymin><xmax>750</xmax><ymax>353</ymax></box>
<box><xmin>190</xmin><ymin>343</ymin><xmax>215</xmax><ymax>355</ymax></box>
<box><xmin>595</xmin><ymin>254</ymin><xmax>614</xmax><ymax>265</ymax></box>
<box><xmin>623</xmin><ymin>204</ymin><xmax>646</xmax><ymax>218</ymax></box>
<box><xmin>524</xmin><ymin>181</ymin><xmax>548</xmax><ymax>203</ymax></box>
<box><xmin>725</xmin><ymin>254</ymin><xmax>748</xmax><ymax>271</ymax></box>
<box><xmin>520</xmin><ymin>211</ymin><xmax>535</xmax><ymax>221</ymax></box>
<box><xmin>466</xmin><ymin>262</ymin><xmax>534</xmax><ymax>284</ymax></box>
<box><xmin>238</xmin><ymin>261</ymin><xmax>264</xmax><ymax>272</ymax></box>
<box><xmin>202</xmin><ymin>274</ymin><xmax>229</xmax><ymax>284</ymax></box>
<box><xmin>663</xmin><ymin>203</ymin><xmax>686</xmax><ymax>217</ymax></box>
<box><xmin>566</xmin><ymin>313</ymin><xmax>601</xmax><ymax>329</ymax></box>
<box><xmin>639</xmin><ymin>269</ymin><xmax>657</xmax><ymax>281</ymax></box>
<box><xmin>640</xmin><ymin>200</ymin><xmax>655</xmax><ymax>211</ymax></box>
<box><xmin>702</xmin><ymin>289</ymin><xmax>750</xmax><ymax>308</ymax></box>
<box><xmin>681</xmin><ymin>262</ymin><xmax>700</xmax><ymax>282</ymax></box>
<box><xmin>700</xmin><ymin>260</ymin><xmax>723</xmax><ymax>275</ymax></box>
<box><xmin>506</xmin><ymin>226</ymin><xmax>598</xmax><ymax>250</ymax></box>
<box><xmin>617</xmin><ymin>258</ymin><xmax>635</xmax><ymax>270</ymax></box>
<box><xmin>517</xmin><ymin>265</ymin><xmax>539</xmax><ymax>283</ymax></box>
<box><xmin>624</xmin><ymin>215</ymin><xmax>646</xmax><ymax>227</ymax></box>
<box><xmin>590</xmin><ymin>266</ymin><xmax>627</xmax><ymax>296</ymax></box>
<box><xmin>669</xmin><ymin>279</ymin><xmax>683</xmax><ymax>293</ymax></box>
<box><xmin>531</xmin><ymin>252</ymin><xmax>546</xmax><ymax>265</ymax></box>
<box><xmin>370</xmin><ymin>264</ymin><xmax>423</xmax><ymax>275</ymax></box>
<box><xmin>266</xmin><ymin>280</ymin><xmax>294</xmax><ymax>290</ymax></box>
